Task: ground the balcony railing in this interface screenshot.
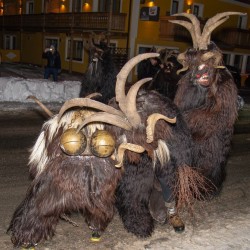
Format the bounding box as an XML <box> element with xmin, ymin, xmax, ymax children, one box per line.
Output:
<box><xmin>216</xmin><ymin>28</ymin><xmax>250</xmax><ymax>50</ymax></box>
<box><xmin>159</xmin><ymin>16</ymin><xmax>250</xmax><ymax>50</ymax></box>
<box><xmin>0</xmin><ymin>12</ymin><xmax>127</xmax><ymax>32</ymax></box>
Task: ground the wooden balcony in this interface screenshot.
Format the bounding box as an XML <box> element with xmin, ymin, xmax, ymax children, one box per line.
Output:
<box><xmin>159</xmin><ymin>16</ymin><xmax>250</xmax><ymax>50</ymax></box>
<box><xmin>0</xmin><ymin>12</ymin><xmax>127</xmax><ymax>33</ymax></box>
<box><xmin>216</xmin><ymin>28</ymin><xmax>250</xmax><ymax>50</ymax></box>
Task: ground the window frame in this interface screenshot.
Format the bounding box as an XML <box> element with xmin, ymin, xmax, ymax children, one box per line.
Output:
<box><xmin>65</xmin><ymin>37</ymin><xmax>84</xmax><ymax>63</ymax></box>
<box><xmin>4</xmin><ymin>34</ymin><xmax>16</xmax><ymax>50</ymax></box>
<box><xmin>170</xmin><ymin>0</ymin><xmax>184</xmax><ymax>15</ymax></box>
<box><xmin>44</xmin><ymin>37</ymin><xmax>59</xmax><ymax>50</ymax></box>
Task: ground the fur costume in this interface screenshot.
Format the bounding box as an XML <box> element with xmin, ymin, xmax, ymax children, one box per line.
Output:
<box><xmin>8</xmin><ymin>108</ymin><xmax>122</xmax><ymax>247</ymax></box>
<box><xmin>104</xmin><ymin>54</ymin><xmax>208</xmax><ymax>237</ymax></box>
<box><xmin>79</xmin><ymin>33</ymin><xmax>117</xmax><ymax>104</ymax></box>
<box><xmin>8</xmin><ymin>53</ymin><xmax>208</xmax><ymax>247</ymax></box>
<box><xmin>147</xmin><ymin>49</ymin><xmax>182</xmax><ymax>100</ymax></box>
<box><xmin>171</xmin><ymin>12</ymin><xmax>244</xmax><ymax>192</ymax></box>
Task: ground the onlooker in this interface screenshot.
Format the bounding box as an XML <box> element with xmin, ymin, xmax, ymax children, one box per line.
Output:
<box><xmin>137</xmin><ymin>47</ymin><xmax>162</xmax><ymax>81</ymax></box>
<box><xmin>42</xmin><ymin>45</ymin><xmax>61</xmax><ymax>82</ymax></box>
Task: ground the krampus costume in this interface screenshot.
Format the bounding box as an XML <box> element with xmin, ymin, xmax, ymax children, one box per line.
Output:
<box><xmin>171</xmin><ymin>12</ymin><xmax>243</xmax><ymax>191</ymax></box>
<box><xmin>79</xmin><ymin>33</ymin><xmax>117</xmax><ymax>104</ymax></box>
<box><xmin>8</xmin><ymin>53</ymin><xmax>207</xmax><ymax>248</ymax></box>
<box><xmin>107</xmin><ymin>54</ymin><xmax>208</xmax><ymax>237</ymax></box>
<box><xmin>149</xmin><ymin>12</ymin><xmax>244</xmax><ymax>224</ymax></box>
<box><xmin>147</xmin><ymin>49</ymin><xmax>182</xmax><ymax>100</ymax></box>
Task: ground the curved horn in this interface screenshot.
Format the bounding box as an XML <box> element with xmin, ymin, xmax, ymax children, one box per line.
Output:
<box><xmin>201</xmin><ymin>12</ymin><xmax>246</xmax><ymax>50</ymax></box>
<box><xmin>122</xmin><ymin>78</ymin><xmax>152</xmax><ymax>127</ymax></box>
<box><xmin>146</xmin><ymin>113</ymin><xmax>177</xmax><ymax>143</ymax></box>
<box><xmin>201</xmin><ymin>51</ymin><xmax>223</xmax><ymax>67</ymax></box>
<box><xmin>176</xmin><ymin>52</ymin><xmax>189</xmax><ymax>74</ymax></box>
<box><xmin>76</xmin><ymin>112</ymin><xmax>132</xmax><ymax>132</ymax></box>
<box><xmin>113</xmin><ymin>143</ymin><xmax>145</xmax><ymax>168</ymax></box>
<box><xmin>27</xmin><ymin>95</ymin><xmax>54</xmax><ymax>117</ymax></box>
<box><xmin>57</xmin><ymin>98</ymin><xmax>124</xmax><ymax>121</ymax></box>
<box><xmin>116</xmin><ymin>52</ymin><xmax>159</xmax><ymax>113</ymax></box>
<box><xmin>85</xmin><ymin>92</ymin><xmax>102</xmax><ymax>99</ymax></box>
<box><xmin>169</xmin><ymin>13</ymin><xmax>201</xmax><ymax>49</ymax></box>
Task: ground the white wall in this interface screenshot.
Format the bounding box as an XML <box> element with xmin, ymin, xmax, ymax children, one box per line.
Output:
<box><xmin>0</xmin><ymin>77</ymin><xmax>81</xmax><ymax>102</ymax></box>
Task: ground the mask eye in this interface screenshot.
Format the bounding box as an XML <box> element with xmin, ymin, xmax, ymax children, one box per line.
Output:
<box><xmin>198</xmin><ymin>64</ymin><xmax>206</xmax><ymax>70</ymax></box>
<box><xmin>90</xmin><ymin>130</ymin><xmax>115</xmax><ymax>157</ymax></box>
<box><xmin>60</xmin><ymin>128</ymin><xmax>87</xmax><ymax>156</ymax></box>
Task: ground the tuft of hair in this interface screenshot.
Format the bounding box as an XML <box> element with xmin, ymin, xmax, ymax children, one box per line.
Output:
<box><xmin>153</xmin><ymin>139</ymin><xmax>170</xmax><ymax>167</ymax></box>
<box><xmin>174</xmin><ymin>165</ymin><xmax>215</xmax><ymax>213</ymax></box>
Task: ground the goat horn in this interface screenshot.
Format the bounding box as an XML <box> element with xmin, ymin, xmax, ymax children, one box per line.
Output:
<box><xmin>201</xmin><ymin>12</ymin><xmax>246</xmax><ymax>50</ymax></box>
<box><xmin>114</xmin><ymin>143</ymin><xmax>145</xmax><ymax>168</ymax></box>
<box><xmin>170</xmin><ymin>13</ymin><xmax>201</xmax><ymax>49</ymax></box>
<box><xmin>177</xmin><ymin>66</ymin><xmax>189</xmax><ymax>75</ymax></box>
<box><xmin>201</xmin><ymin>51</ymin><xmax>223</xmax><ymax>66</ymax></box>
<box><xmin>85</xmin><ymin>92</ymin><xmax>102</xmax><ymax>99</ymax></box>
<box><xmin>76</xmin><ymin>112</ymin><xmax>132</xmax><ymax>132</ymax></box>
<box><xmin>146</xmin><ymin>113</ymin><xmax>177</xmax><ymax>143</ymax></box>
<box><xmin>57</xmin><ymin>98</ymin><xmax>124</xmax><ymax>121</ymax></box>
<box><xmin>116</xmin><ymin>53</ymin><xmax>159</xmax><ymax>127</ymax></box>
<box><xmin>123</xmin><ymin>78</ymin><xmax>152</xmax><ymax>127</ymax></box>
<box><xmin>27</xmin><ymin>95</ymin><xmax>54</xmax><ymax>117</ymax></box>
<box><xmin>176</xmin><ymin>52</ymin><xmax>189</xmax><ymax>74</ymax></box>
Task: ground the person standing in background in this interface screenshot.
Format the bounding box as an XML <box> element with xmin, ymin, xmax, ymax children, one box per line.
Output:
<box><xmin>42</xmin><ymin>45</ymin><xmax>61</xmax><ymax>82</ymax></box>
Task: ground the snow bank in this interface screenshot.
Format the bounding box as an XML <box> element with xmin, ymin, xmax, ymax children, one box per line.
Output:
<box><xmin>0</xmin><ymin>77</ymin><xmax>81</xmax><ymax>102</ymax></box>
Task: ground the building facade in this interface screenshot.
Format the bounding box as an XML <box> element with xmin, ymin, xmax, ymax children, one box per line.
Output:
<box><xmin>0</xmin><ymin>0</ymin><xmax>250</xmax><ymax>83</ymax></box>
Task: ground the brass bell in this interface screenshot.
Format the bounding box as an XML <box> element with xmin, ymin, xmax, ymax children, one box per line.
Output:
<box><xmin>90</xmin><ymin>130</ymin><xmax>115</xmax><ymax>157</ymax></box>
<box><xmin>60</xmin><ymin>128</ymin><xmax>87</xmax><ymax>156</ymax></box>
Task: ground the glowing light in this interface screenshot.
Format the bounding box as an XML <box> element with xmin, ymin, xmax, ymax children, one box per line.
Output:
<box><xmin>83</xmin><ymin>2</ymin><xmax>91</xmax><ymax>11</ymax></box>
<box><xmin>148</xmin><ymin>1</ymin><xmax>154</xmax><ymax>7</ymax></box>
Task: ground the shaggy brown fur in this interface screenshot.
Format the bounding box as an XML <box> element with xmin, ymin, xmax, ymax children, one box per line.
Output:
<box><xmin>8</xmin><ymin>110</ymin><xmax>121</xmax><ymax>248</ymax></box>
<box><xmin>174</xmin><ymin>43</ymin><xmax>238</xmax><ymax>193</ymax></box>
<box><xmin>108</xmin><ymin>89</ymin><xmax>209</xmax><ymax>237</ymax></box>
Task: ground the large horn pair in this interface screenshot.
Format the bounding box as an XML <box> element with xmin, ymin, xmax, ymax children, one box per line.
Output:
<box><xmin>58</xmin><ymin>53</ymin><xmax>177</xmax><ymax>143</ymax></box>
<box><xmin>169</xmin><ymin>12</ymin><xmax>246</xmax><ymax>50</ymax></box>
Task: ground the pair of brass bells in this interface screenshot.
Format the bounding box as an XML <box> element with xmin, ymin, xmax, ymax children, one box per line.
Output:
<box><xmin>60</xmin><ymin>128</ymin><xmax>115</xmax><ymax>158</ymax></box>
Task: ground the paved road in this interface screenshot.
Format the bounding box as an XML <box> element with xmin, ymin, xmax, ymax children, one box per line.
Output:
<box><xmin>0</xmin><ymin>104</ymin><xmax>250</xmax><ymax>250</ymax></box>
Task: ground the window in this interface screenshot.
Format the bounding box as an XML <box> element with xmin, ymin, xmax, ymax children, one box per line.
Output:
<box><xmin>74</xmin><ymin>0</ymin><xmax>83</xmax><ymax>13</ymax></box>
<box><xmin>26</xmin><ymin>1</ymin><xmax>34</xmax><ymax>14</ymax></box>
<box><xmin>4</xmin><ymin>35</ymin><xmax>16</xmax><ymax>49</ymax></box>
<box><xmin>170</xmin><ymin>0</ymin><xmax>183</xmax><ymax>15</ymax></box>
<box><xmin>66</xmin><ymin>39</ymin><xmax>84</xmax><ymax>62</ymax></box>
<box><xmin>99</xmin><ymin>0</ymin><xmax>120</xmax><ymax>13</ymax></box>
<box><xmin>238</xmin><ymin>15</ymin><xmax>248</xmax><ymax>29</ymax></box>
<box><xmin>223</xmin><ymin>53</ymin><xmax>231</xmax><ymax>65</ymax></box>
<box><xmin>223</xmin><ymin>52</ymin><xmax>250</xmax><ymax>76</ymax></box>
<box><xmin>234</xmin><ymin>54</ymin><xmax>243</xmax><ymax>70</ymax></box>
<box><xmin>171</xmin><ymin>0</ymin><xmax>179</xmax><ymax>14</ymax></box>
<box><xmin>192</xmin><ymin>3</ymin><xmax>203</xmax><ymax>17</ymax></box>
<box><xmin>44</xmin><ymin>38</ymin><xmax>59</xmax><ymax>50</ymax></box>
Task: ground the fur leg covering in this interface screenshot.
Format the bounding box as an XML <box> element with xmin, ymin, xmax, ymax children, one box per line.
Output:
<box><xmin>115</xmin><ymin>154</ymin><xmax>155</xmax><ymax>237</ymax></box>
<box><xmin>148</xmin><ymin>181</ymin><xmax>168</xmax><ymax>224</ymax></box>
<box><xmin>8</xmin><ymin>156</ymin><xmax>120</xmax><ymax>247</ymax></box>
<box><xmin>8</xmin><ymin>179</ymin><xmax>60</xmax><ymax>247</ymax></box>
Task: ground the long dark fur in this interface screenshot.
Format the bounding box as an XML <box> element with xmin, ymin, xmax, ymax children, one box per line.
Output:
<box><xmin>8</xmin><ymin>111</ymin><xmax>121</xmax><ymax>247</ymax></box>
<box><xmin>108</xmin><ymin>89</ymin><xmax>198</xmax><ymax>237</ymax></box>
<box><xmin>79</xmin><ymin>42</ymin><xmax>117</xmax><ymax>104</ymax></box>
<box><xmin>174</xmin><ymin>43</ymin><xmax>238</xmax><ymax>193</ymax></box>
<box><xmin>147</xmin><ymin>51</ymin><xmax>182</xmax><ymax>100</ymax></box>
